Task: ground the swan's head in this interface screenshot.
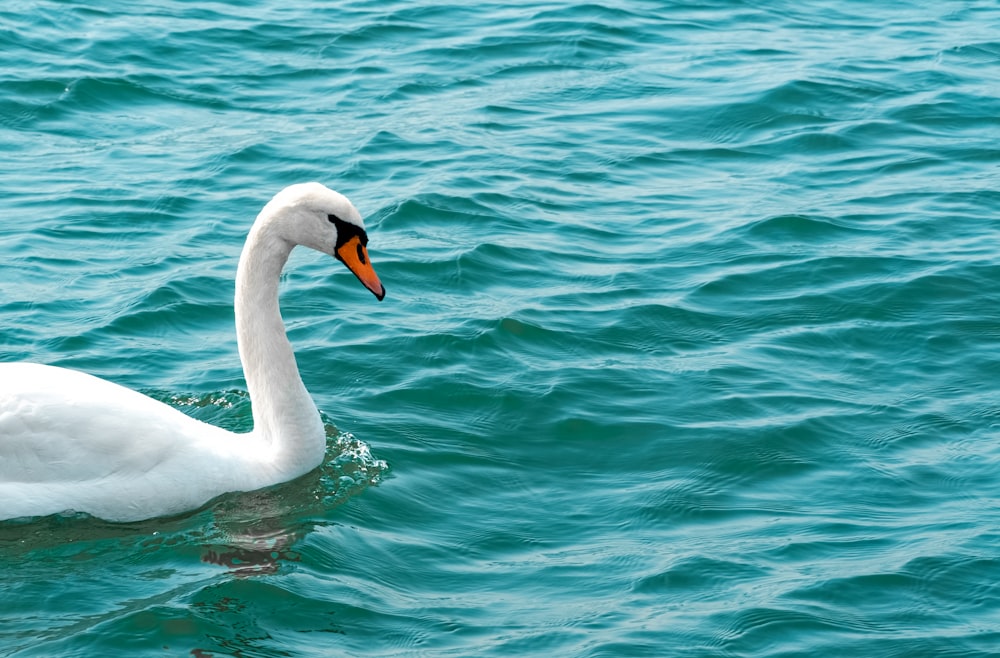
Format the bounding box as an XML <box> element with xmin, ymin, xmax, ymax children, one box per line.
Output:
<box><xmin>261</xmin><ymin>182</ymin><xmax>385</xmax><ymax>301</ymax></box>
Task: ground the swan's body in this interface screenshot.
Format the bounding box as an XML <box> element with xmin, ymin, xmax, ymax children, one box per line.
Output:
<box><xmin>0</xmin><ymin>183</ymin><xmax>385</xmax><ymax>522</ymax></box>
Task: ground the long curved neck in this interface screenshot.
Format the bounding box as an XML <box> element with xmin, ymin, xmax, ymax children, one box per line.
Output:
<box><xmin>233</xmin><ymin>219</ymin><xmax>325</xmax><ymax>478</ymax></box>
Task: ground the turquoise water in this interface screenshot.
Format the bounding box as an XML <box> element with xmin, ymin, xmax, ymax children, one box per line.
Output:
<box><xmin>2</xmin><ymin>0</ymin><xmax>1000</xmax><ymax>654</ymax></box>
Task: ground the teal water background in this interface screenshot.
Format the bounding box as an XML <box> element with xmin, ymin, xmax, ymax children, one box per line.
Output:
<box><xmin>3</xmin><ymin>1</ymin><xmax>1000</xmax><ymax>655</ymax></box>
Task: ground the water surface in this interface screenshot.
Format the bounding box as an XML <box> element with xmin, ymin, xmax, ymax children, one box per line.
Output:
<box><xmin>2</xmin><ymin>1</ymin><xmax>1000</xmax><ymax>655</ymax></box>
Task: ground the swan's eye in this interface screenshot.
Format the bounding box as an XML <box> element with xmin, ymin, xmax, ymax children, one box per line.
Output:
<box><xmin>327</xmin><ymin>213</ymin><xmax>341</xmax><ymax>224</ymax></box>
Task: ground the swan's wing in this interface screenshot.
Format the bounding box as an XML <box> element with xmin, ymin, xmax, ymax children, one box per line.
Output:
<box><xmin>0</xmin><ymin>362</ymin><xmax>269</xmax><ymax>520</ymax></box>
<box><xmin>0</xmin><ymin>362</ymin><xmax>207</xmax><ymax>483</ymax></box>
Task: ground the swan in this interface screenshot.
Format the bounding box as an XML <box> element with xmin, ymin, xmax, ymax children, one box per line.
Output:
<box><xmin>0</xmin><ymin>183</ymin><xmax>385</xmax><ymax>522</ymax></box>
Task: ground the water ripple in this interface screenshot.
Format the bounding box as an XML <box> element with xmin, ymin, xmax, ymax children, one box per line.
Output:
<box><xmin>4</xmin><ymin>0</ymin><xmax>1000</xmax><ymax>655</ymax></box>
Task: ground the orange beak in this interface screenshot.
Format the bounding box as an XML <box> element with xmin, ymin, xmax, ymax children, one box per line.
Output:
<box><xmin>336</xmin><ymin>236</ymin><xmax>385</xmax><ymax>301</ymax></box>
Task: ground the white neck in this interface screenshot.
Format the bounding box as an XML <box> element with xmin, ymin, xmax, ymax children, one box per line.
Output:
<box><xmin>233</xmin><ymin>218</ymin><xmax>325</xmax><ymax>479</ymax></box>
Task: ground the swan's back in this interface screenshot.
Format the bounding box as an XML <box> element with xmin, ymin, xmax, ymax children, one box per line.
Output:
<box><xmin>0</xmin><ymin>362</ymin><xmax>265</xmax><ymax>520</ymax></box>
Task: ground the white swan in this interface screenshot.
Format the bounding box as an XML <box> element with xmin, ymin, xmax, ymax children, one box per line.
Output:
<box><xmin>0</xmin><ymin>183</ymin><xmax>385</xmax><ymax>522</ymax></box>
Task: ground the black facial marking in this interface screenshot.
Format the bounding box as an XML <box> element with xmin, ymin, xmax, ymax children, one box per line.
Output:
<box><xmin>328</xmin><ymin>214</ymin><xmax>369</xmax><ymax>252</ymax></box>
<box><xmin>356</xmin><ymin>241</ymin><xmax>367</xmax><ymax>265</ymax></box>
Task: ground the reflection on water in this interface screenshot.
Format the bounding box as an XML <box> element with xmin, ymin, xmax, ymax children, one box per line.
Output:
<box><xmin>201</xmin><ymin>426</ymin><xmax>387</xmax><ymax>575</ymax></box>
<box><xmin>202</xmin><ymin>527</ymin><xmax>301</xmax><ymax>576</ymax></box>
